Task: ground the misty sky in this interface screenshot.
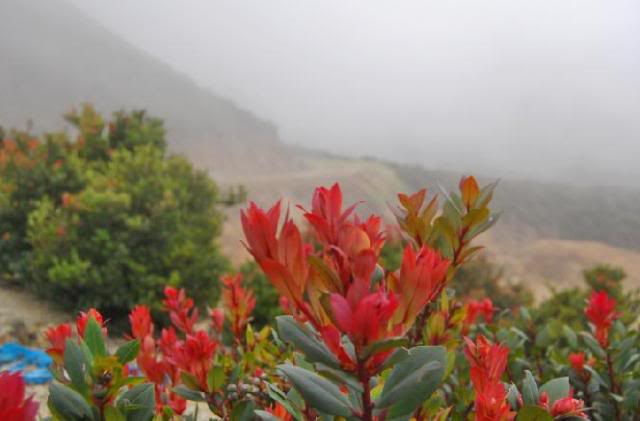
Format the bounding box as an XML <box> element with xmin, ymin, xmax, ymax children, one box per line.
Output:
<box><xmin>70</xmin><ymin>0</ymin><xmax>640</xmax><ymax>186</ymax></box>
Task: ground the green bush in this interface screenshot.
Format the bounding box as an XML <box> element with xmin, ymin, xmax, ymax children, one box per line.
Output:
<box><xmin>534</xmin><ymin>263</ymin><xmax>640</xmax><ymax>329</ymax></box>
<box><xmin>0</xmin><ymin>105</ymin><xmax>229</xmax><ymax>320</ymax></box>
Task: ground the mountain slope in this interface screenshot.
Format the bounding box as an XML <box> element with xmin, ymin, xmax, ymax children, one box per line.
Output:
<box><xmin>0</xmin><ymin>0</ymin><xmax>299</xmax><ymax>175</ymax></box>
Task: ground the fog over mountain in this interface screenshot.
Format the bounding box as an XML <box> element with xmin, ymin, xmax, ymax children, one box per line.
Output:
<box><xmin>0</xmin><ymin>0</ymin><xmax>301</xmax><ymax>175</ymax></box>
<box><xmin>66</xmin><ymin>0</ymin><xmax>640</xmax><ymax>187</ymax></box>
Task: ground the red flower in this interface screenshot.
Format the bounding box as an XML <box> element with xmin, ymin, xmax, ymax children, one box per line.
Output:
<box><xmin>568</xmin><ymin>352</ymin><xmax>586</xmax><ymax>374</ymax></box>
<box><xmin>463</xmin><ymin>298</ymin><xmax>495</xmax><ymax>334</ymax></box>
<box><xmin>474</xmin><ymin>382</ymin><xmax>514</xmax><ymax>421</ymax></box>
<box><xmin>151</xmin><ymin>384</ymin><xmax>187</xmax><ymax>416</ymax></box>
<box><xmin>61</xmin><ymin>192</ymin><xmax>74</xmax><ymax>208</ymax></box>
<box><xmin>219</xmin><ymin>274</ymin><xmax>256</xmax><ymax>339</ymax></box>
<box><xmin>0</xmin><ymin>372</ymin><xmax>38</xmax><ymax>421</ymax></box>
<box><xmin>320</xmin><ymin>324</ymin><xmax>357</xmax><ymax>371</ymax></box>
<box><xmin>44</xmin><ymin>323</ymin><xmax>72</xmax><ymax>362</ymax></box>
<box><xmin>464</xmin><ymin>335</ymin><xmax>509</xmax><ymax>389</ymax></box>
<box><xmin>27</xmin><ymin>138</ymin><xmax>39</xmax><ymax>151</ymax></box>
<box><xmin>550</xmin><ymin>391</ymin><xmax>587</xmax><ymax>418</ymax></box>
<box><xmin>327</xmin><ymin>288</ymin><xmax>398</xmax><ymax>359</ymax></box>
<box><xmin>464</xmin><ymin>335</ymin><xmax>514</xmax><ymax>420</ymax></box>
<box><xmin>55</xmin><ymin>225</ymin><xmax>66</xmax><ymax>238</ymax></box>
<box><xmin>76</xmin><ymin>308</ymin><xmax>107</xmax><ymax>338</ymax></box>
<box><xmin>176</xmin><ymin>331</ymin><xmax>217</xmax><ymax>392</ymax></box>
<box><xmin>129</xmin><ymin>305</ymin><xmax>153</xmax><ymax>339</ymax></box>
<box><xmin>3</xmin><ymin>138</ymin><xmax>17</xmax><ymax>152</ymax></box>
<box><xmin>302</xmin><ymin>183</ymin><xmax>357</xmax><ymax>246</ymax></box>
<box><xmin>585</xmin><ymin>290</ymin><xmax>619</xmax><ymax>347</ymax></box>
<box><xmin>355</xmin><ymin>214</ymin><xmax>385</xmax><ymax>255</ymax></box>
<box><xmin>159</xmin><ymin>327</ymin><xmax>180</xmax><ymax>358</ymax></box>
<box><xmin>267</xmin><ymin>402</ymin><xmax>293</xmax><ymax>421</ymax></box>
<box><xmin>241</xmin><ymin>201</ymin><xmax>282</xmax><ymax>263</ymax></box>
<box><xmin>210</xmin><ymin>307</ymin><xmax>225</xmax><ymax>332</ymax></box>
<box><xmin>163</xmin><ymin>287</ymin><xmax>199</xmax><ymax>334</ymax></box>
<box><xmin>390</xmin><ymin>245</ymin><xmax>450</xmax><ymax>330</ymax></box>
<box><xmin>241</xmin><ymin>201</ymin><xmax>309</xmax><ymax>314</ymax></box>
<box><xmin>137</xmin><ymin>336</ymin><xmax>169</xmax><ymax>384</ymax></box>
<box><xmin>279</xmin><ymin>296</ymin><xmax>293</xmax><ymax>314</ymax></box>
<box><xmin>166</xmin><ymin>391</ymin><xmax>187</xmax><ymax>415</ymax></box>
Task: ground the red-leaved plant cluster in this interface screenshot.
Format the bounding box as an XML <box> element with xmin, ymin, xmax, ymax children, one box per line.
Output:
<box><xmin>31</xmin><ymin>177</ymin><xmax>640</xmax><ymax>420</ymax></box>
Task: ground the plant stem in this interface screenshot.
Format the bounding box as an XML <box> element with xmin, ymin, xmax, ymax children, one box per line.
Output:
<box><xmin>357</xmin><ymin>357</ymin><xmax>373</xmax><ymax>421</ymax></box>
<box><xmin>606</xmin><ymin>351</ymin><xmax>621</xmax><ymax>421</ymax></box>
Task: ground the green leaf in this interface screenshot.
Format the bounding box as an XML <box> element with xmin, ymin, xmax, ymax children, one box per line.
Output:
<box><xmin>180</xmin><ymin>371</ymin><xmax>201</xmax><ymax>391</ymax></box>
<box><xmin>375</xmin><ymin>346</ymin><xmax>446</xmax><ymax>418</ymax></box>
<box><xmin>579</xmin><ymin>332</ymin><xmax>606</xmax><ymax>359</ymax></box>
<box><xmin>48</xmin><ymin>382</ymin><xmax>95</xmax><ymax>420</ymax></box>
<box><xmin>79</xmin><ymin>339</ymin><xmax>94</xmax><ymax>365</ymax></box>
<box><xmin>623</xmin><ymin>353</ymin><xmax>640</xmax><ymax>371</ymax></box>
<box><xmin>63</xmin><ymin>339</ymin><xmax>89</xmax><ymax>393</ymax></box>
<box><xmin>265</xmin><ymin>382</ymin><xmax>303</xmax><ymax>421</ymax></box>
<box><xmin>255</xmin><ymin>410</ymin><xmax>284</xmax><ymax>421</ymax></box>
<box><xmin>522</xmin><ymin>370</ymin><xmax>539</xmax><ymax>406</ymax></box>
<box><xmin>465</xmin><ymin>211</ymin><xmax>500</xmax><ymax>240</ymax></box>
<box><xmin>84</xmin><ymin>316</ymin><xmax>107</xmax><ymax>358</ymax></box>
<box><xmin>117</xmin><ymin>383</ymin><xmax>155</xmax><ymax>421</ymax></box>
<box><xmin>208</xmin><ymin>365</ymin><xmax>226</xmax><ymax>392</ymax></box>
<box><xmin>442</xmin><ymin>200</ymin><xmax>462</xmax><ymax>231</ymax></box>
<box><xmin>231</xmin><ymin>400</ymin><xmax>257</xmax><ymax>421</ymax></box>
<box><xmin>539</xmin><ymin>377</ymin><xmax>570</xmax><ymax>407</ymax></box>
<box><xmin>562</xmin><ymin>325</ymin><xmax>578</xmax><ymax>348</ymax></box>
<box><xmin>315</xmin><ymin>363</ymin><xmax>363</xmax><ymax>394</ymax></box>
<box><xmin>462</xmin><ymin>208</ymin><xmax>490</xmax><ymax>231</ymax></box>
<box><xmin>507</xmin><ymin>383</ymin><xmax>520</xmax><ymax>410</ymax></box>
<box><xmin>475</xmin><ymin>180</ymin><xmax>499</xmax><ymax>209</ymax></box>
<box><xmin>362</xmin><ymin>337</ymin><xmax>408</xmax><ymax>361</ymax></box>
<box><xmin>437</xmin><ymin>183</ymin><xmax>464</xmax><ymax>214</ymax></box>
<box><xmin>104</xmin><ymin>406</ymin><xmax>126</xmax><ymax>421</ymax></box>
<box><xmin>277</xmin><ymin>364</ymin><xmax>354</xmax><ymax>417</ymax></box>
<box><xmin>276</xmin><ymin>316</ymin><xmax>339</xmax><ymax>368</ymax></box>
<box><xmin>173</xmin><ymin>385</ymin><xmax>206</xmax><ymax>402</ymax></box>
<box><xmin>516</xmin><ymin>406</ymin><xmax>553</xmax><ymax>421</ymax></box>
<box><xmin>584</xmin><ymin>365</ymin><xmax>607</xmax><ymax>389</ymax></box>
<box><xmin>381</xmin><ymin>348</ymin><xmax>410</xmax><ymax>371</ymax></box>
<box><xmin>115</xmin><ymin>339</ymin><xmax>140</xmax><ymax>365</ymax></box>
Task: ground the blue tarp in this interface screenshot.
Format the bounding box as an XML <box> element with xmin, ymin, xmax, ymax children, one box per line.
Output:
<box><xmin>0</xmin><ymin>342</ymin><xmax>53</xmax><ymax>384</ymax></box>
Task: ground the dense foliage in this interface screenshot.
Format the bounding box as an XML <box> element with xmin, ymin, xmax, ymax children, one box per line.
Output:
<box><xmin>33</xmin><ymin>178</ymin><xmax>640</xmax><ymax>421</ymax></box>
<box><xmin>0</xmin><ymin>106</ymin><xmax>228</xmax><ymax>319</ymax></box>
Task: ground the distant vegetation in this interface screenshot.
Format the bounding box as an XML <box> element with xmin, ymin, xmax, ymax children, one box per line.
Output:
<box><xmin>390</xmin><ymin>161</ymin><xmax>640</xmax><ymax>251</ymax></box>
<box><xmin>0</xmin><ymin>105</ymin><xmax>229</xmax><ymax>320</ymax></box>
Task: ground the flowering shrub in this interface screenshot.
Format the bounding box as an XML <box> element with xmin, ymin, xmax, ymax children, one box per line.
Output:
<box><xmin>0</xmin><ymin>105</ymin><xmax>229</xmax><ymax>320</ymax></box>
<box><xmin>42</xmin><ymin>178</ymin><xmax>640</xmax><ymax>420</ymax></box>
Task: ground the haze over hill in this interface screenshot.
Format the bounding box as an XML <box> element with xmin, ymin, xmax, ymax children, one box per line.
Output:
<box><xmin>69</xmin><ymin>0</ymin><xmax>640</xmax><ymax>188</ymax></box>
<box><xmin>1</xmin><ymin>0</ymin><xmax>639</xmax><ymax>296</ymax></box>
<box><xmin>0</xmin><ymin>0</ymin><xmax>299</xmax><ymax>175</ymax></box>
